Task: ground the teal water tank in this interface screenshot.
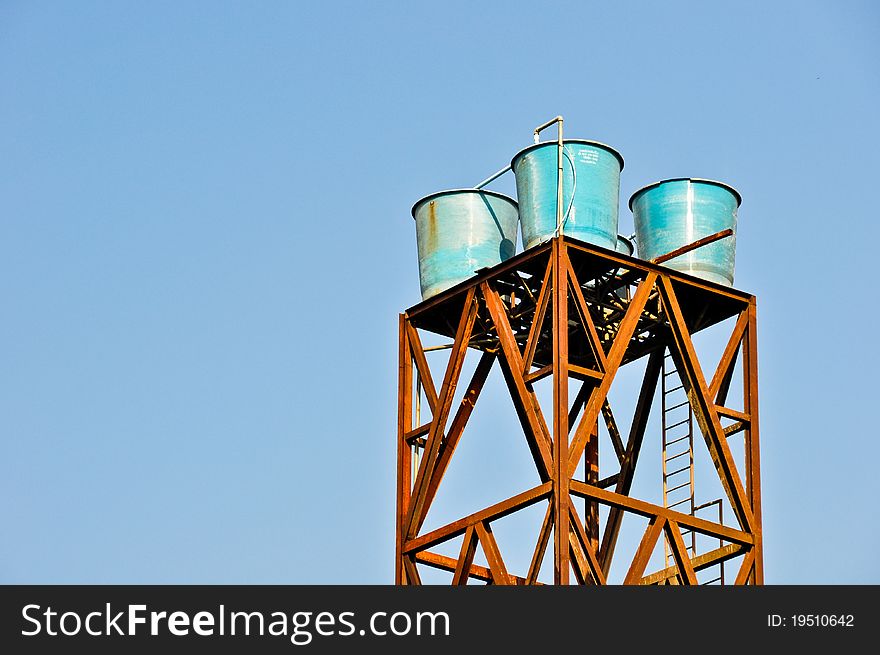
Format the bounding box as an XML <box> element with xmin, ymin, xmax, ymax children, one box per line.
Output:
<box><xmin>630</xmin><ymin>178</ymin><xmax>740</xmax><ymax>286</ymax></box>
<box><xmin>411</xmin><ymin>189</ymin><xmax>519</xmax><ymax>300</ymax></box>
<box><xmin>511</xmin><ymin>139</ymin><xmax>624</xmax><ymax>250</ymax></box>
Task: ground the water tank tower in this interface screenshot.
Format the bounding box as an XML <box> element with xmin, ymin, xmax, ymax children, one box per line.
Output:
<box><xmin>396</xmin><ymin>117</ymin><xmax>762</xmax><ymax>585</ymax></box>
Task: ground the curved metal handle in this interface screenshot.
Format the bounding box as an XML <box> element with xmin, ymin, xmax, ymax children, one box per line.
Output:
<box><xmin>532</xmin><ymin>116</ymin><xmax>565</xmax><ymax>236</ymax></box>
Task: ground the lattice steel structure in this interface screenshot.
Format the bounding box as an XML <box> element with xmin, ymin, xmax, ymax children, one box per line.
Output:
<box><xmin>395</xmin><ymin>236</ymin><xmax>762</xmax><ymax>585</ymax></box>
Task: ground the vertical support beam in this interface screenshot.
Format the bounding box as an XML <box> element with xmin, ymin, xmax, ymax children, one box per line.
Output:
<box><xmin>743</xmin><ymin>297</ymin><xmax>764</xmax><ymax>584</ymax></box>
<box><xmin>396</xmin><ymin>314</ymin><xmax>413</xmax><ymax>584</ymax></box>
<box><xmin>552</xmin><ymin>238</ymin><xmax>570</xmax><ymax>584</ymax></box>
<box><xmin>585</xmin><ymin>419</ymin><xmax>599</xmax><ymax>548</ymax></box>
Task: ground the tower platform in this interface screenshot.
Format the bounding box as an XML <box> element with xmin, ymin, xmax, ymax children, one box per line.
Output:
<box><xmin>396</xmin><ymin>236</ymin><xmax>762</xmax><ymax>585</ymax></box>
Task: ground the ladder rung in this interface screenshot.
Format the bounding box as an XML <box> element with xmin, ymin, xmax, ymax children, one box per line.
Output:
<box><xmin>665</xmin><ymin>418</ymin><xmax>689</xmax><ymax>430</ymax></box>
<box><xmin>666</xmin><ymin>464</ymin><xmax>690</xmax><ymax>477</ymax></box>
<box><xmin>667</xmin><ymin>498</ymin><xmax>690</xmax><ymax>509</ymax></box>
<box><xmin>666</xmin><ymin>400</ymin><xmax>690</xmax><ymax>411</ymax></box>
<box><xmin>665</xmin><ymin>450</ymin><xmax>689</xmax><ymax>462</ymax></box>
<box><xmin>702</xmin><ymin>577</ymin><xmax>722</xmax><ymax>585</ymax></box>
<box><xmin>665</xmin><ymin>434</ymin><xmax>690</xmax><ymax>446</ymax></box>
<box><xmin>666</xmin><ymin>481</ymin><xmax>691</xmax><ymax>494</ymax></box>
<box><xmin>666</xmin><ymin>384</ymin><xmax>684</xmax><ymax>393</ymax></box>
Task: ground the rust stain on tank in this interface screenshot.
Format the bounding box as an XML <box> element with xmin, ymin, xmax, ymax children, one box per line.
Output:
<box><xmin>425</xmin><ymin>200</ymin><xmax>439</xmax><ymax>250</ymax></box>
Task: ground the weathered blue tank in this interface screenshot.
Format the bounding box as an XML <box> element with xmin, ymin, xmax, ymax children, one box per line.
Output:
<box><xmin>511</xmin><ymin>139</ymin><xmax>624</xmax><ymax>250</ymax></box>
<box><xmin>630</xmin><ymin>178</ymin><xmax>740</xmax><ymax>286</ymax></box>
<box><xmin>411</xmin><ymin>189</ymin><xmax>519</xmax><ymax>300</ymax></box>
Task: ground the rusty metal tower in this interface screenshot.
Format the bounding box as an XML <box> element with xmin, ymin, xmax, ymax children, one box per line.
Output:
<box><xmin>395</xmin><ymin>235</ymin><xmax>762</xmax><ymax>585</ymax></box>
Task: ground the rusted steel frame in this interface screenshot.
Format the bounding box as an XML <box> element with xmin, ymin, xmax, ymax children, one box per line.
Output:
<box><xmin>396</xmin><ymin>315</ymin><xmax>414</xmax><ymax>584</ymax></box>
<box><xmin>466</xmin><ymin>273</ymin><xmax>547</xmax><ymax>344</ymax></box>
<box><xmin>569</xmin><ymin>504</ymin><xmax>606</xmax><ymax>584</ymax></box>
<box><xmin>585</xmin><ymin>418</ymin><xmax>599</xmax><ymax>548</ymax></box>
<box><xmin>716</xmin><ymin>406</ymin><xmax>750</xmax><ymax>423</ymax></box>
<box><xmin>570</xmin><ymin>480</ymin><xmax>753</xmax><ymax>546</ymax></box>
<box><xmin>708</xmin><ymin>309</ymin><xmax>748</xmax><ymax>404</ymax></box>
<box><xmin>623</xmin><ymin>516</ymin><xmax>666</xmax><ymax>584</ymax></box>
<box><xmin>523</xmin><ymin>258</ymin><xmax>554</xmax><ymax>372</ymax></box>
<box><xmin>665</xmin><ymin>520</ymin><xmax>698</xmax><ymax>585</ymax></box>
<box><xmin>724</xmin><ymin>421</ymin><xmax>747</xmax><ymax>437</ymax></box>
<box><xmin>569</xmin><ymin>365</ymin><xmax>603</xmax><ymax>382</ymax></box>
<box><xmin>566</xmin><ymin>257</ymin><xmax>608</xmax><ymax>371</ymax></box>
<box><xmin>402</xmin><ymin>555</ymin><xmax>422</xmax><ymax>585</ymax></box>
<box><xmin>640</xmin><ymin>543</ymin><xmax>744</xmax><ymax>585</ymax></box>
<box><xmin>404</xmin><ymin>423</ymin><xmax>431</xmax><ymax>444</ymax></box>
<box><xmin>407</xmin><ymin>242</ymin><xmax>553</xmax><ymax>319</ymax></box>
<box><xmin>405</xmin><ymin>323</ymin><xmax>439</xmax><ymax>413</ymax></box>
<box><xmin>563</xmin><ymin>237</ymin><xmax>752</xmax><ymax>305</ymax></box>
<box><xmin>735</xmin><ymin>547</ymin><xmax>756</xmax><ymax>585</ymax></box>
<box><xmin>524</xmin><ymin>363</ymin><xmax>552</xmax><ymax>384</ymax></box>
<box><xmin>419</xmin><ymin>351</ymin><xmax>496</xmax><ymax>524</ymax></box>
<box><xmin>552</xmin><ymin>239</ymin><xmax>571</xmax><ymax>584</ymax></box>
<box><xmin>403</xmin><ymin>482</ymin><xmax>553</xmax><ymax>554</ymax></box>
<box><xmin>483</xmin><ymin>281</ymin><xmax>554</xmax><ymax>481</ymax></box>
<box><xmin>465</xmin><ymin>275</ymin><xmax>537</xmax><ymax>343</ymax></box>
<box><xmin>405</xmin><ymin>288</ymin><xmax>478</xmax><ymax>538</ymax></box>
<box><xmin>415</xmin><ymin>551</ymin><xmax>538</xmax><ymax>585</ymax></box>
<box><xmin>451</xmin><ymin>525</ymin><xmax>478</xmax><ymax>585</ymax></box>
<box><xmin>567</xmin><ymin>273</ymin><xmax>658</xmax><ymax>477</ymax></box>
<box><xmin>658</xmin><ymin>276</ymin><xmax>754</xmax><ymax>534</ymax></box>
<box><xmin>526</xmin><ymin>503</ymin><xmax>554</xmax><ymax>585</ymax></box>
<box><xmin>601</xmin><ymin>401</ymin><xmax>625</xmax><ymax>463</ymax></box>
<box><xmin>475</xmin><ymin>521</ymin><xmax>511</xmax><ymax>585</ymax></box>
<box><xmin>597</xmin><ymin>473</ymin><xmax>619</xmax><ymax>488</ymax></box>
<box><xmin>598</xmin><ymin>349</ymin><xmax>663</xmax><ymax>575</ymax></box>
<box><xmin>651</xmin><ymin>228</ymin><xmax>734</xmax><ymax>265</ymax></box>
<box><xmin>744</xmin><ymin>298</ymin><xmax>763</xmax><ymax>584</ymax></box>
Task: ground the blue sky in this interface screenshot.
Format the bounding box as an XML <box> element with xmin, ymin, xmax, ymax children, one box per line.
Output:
<box><xmin>1</xmin><ymin>1</ymin><xmax>878</xmax><ymax>583</ymax></box>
